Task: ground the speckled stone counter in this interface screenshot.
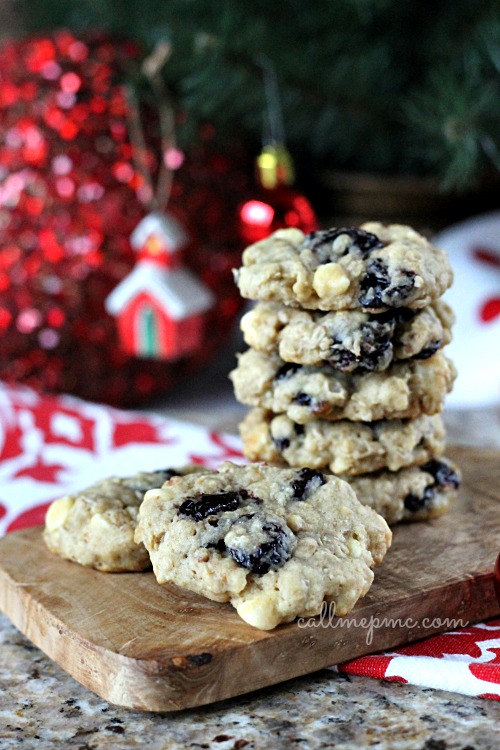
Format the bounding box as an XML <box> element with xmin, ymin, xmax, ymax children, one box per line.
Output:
<box><xmin>2</xmin><ymin>614</ymin><xmax>499</xmax><ymax>750</ymax></box>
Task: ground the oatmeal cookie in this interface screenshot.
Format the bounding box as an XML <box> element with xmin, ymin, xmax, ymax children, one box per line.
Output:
<box><xmin>239</xmin><ymin>408</ymin><xmax>446</xmax><ymax>475</ymax></box>
<box><xmin>135</xmin><ymin>462</ymin><xmax>391</xmax><ymax>630</ymax></box>
<box><xmin>240</xmin><ymin>300</ymin><xmax>454</xmax><ymax>371</ymax></box>
<box><xmin>230</xmin><ymin>348</ymin><xmax>456</xmax><ymax>423</ymax></box>
<box><xmin>43</xmin><ymin>467</ymin><xmax>201</xmax><ymax>572</ymax></box>
<box><xmin>234</xmin><ymin>224</ymin><xmax>453</xmax><ymax>311</ymax></box>
<box><xmin>346</xmin><ymin>458</ymin><xmax>460</xmax><ymax>524</ymax></box>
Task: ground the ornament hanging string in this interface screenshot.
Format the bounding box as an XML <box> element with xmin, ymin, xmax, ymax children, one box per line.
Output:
<box><xmin>238</xmin><ymin>54</ymin><xmax>317</xmax><ymax>243</ymax></box>
<box><xmin>107</xmin><ymin>41</ymin><xmax>215</xmax><ymax>363</ymax></box>
<box><xmin>256</xmin><ymin>53</ymin><xmax>286</xmax><ymax>149</ymax></box>
<box><xmin>125</xmin><ymin>42</ymin><xmax>177</xmax><ymax>213</ymax></box>
<box><xmin>254</xmin><ymin>55</ymin><xmax>294</xmax><ymax>188</ymax></box>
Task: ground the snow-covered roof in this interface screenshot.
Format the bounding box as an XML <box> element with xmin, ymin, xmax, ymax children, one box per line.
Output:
<box><xmin>130</xmin><ymin>212</ymin><xmax>188</xmax><ymax>253</ymax></box>
<box><xmin>105</xmin><ymin>261</ymin><xmax>215</xmax><ymax>320</ymax></box>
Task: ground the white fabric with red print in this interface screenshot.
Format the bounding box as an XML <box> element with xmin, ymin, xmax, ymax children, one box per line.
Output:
<box><xmin>434</xmin><ymin>211</ymin><xmax>500</xmax><ymax>407</ymax></box>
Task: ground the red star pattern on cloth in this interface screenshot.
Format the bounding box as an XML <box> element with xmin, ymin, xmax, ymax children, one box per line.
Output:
<box><xmin>188</xmin><ymin>431</ymin><xmax>245</xmax><ymax>468</ymax></box>
<box><xmin>335</xmin><ymin>620</ymin><xmax>500</xmax><ymax>701</ymax></box>
<box><xmin>394</xmin><ymin>623</ymin><xmax>500</xmax><ymax>660</ymax></box>
<box><xmin>480</xmin><ymin>297</ymin><xmax>500</xmax><ymax>323</ymax></box>
<box><xmin>30</xmin><ymin>403</ymin><xmax>96</xmax><ymax>449</ymax></box>
<box><xmin>14</xmin><ymin>457</ymin><xmax>66</xmax><ymax>483</ymax></box>
<box><xmin>0</xmin><ymin>421</ymin><xmax>24</xmax><ymax>462</ymax></box>
<box><xmin>338</xmin><ymin>655</ymin><xmax>408</xmax><ymax>683</ymax></box>
<box><xmin>472</xmin><ymin>246</ymin><xmax>500</xmax><ymax>323</ymax></box>
<box><xmin>7</xmin><ymin>501</ymin><xmax>52</xmax><ymax>533</ymax></box>
<box><xmin>112</xmin><ymin>418</ymin><xmax>176</xmax><ymax>448</ymax></box>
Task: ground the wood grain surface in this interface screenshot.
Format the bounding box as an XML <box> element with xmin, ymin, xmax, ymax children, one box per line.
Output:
<box><xmin>0</xmin><ymin>445</ymin><xmax>498</xmax><ymax>712</ymax></box>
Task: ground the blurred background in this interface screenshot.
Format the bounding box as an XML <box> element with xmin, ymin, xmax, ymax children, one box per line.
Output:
<box><xmin>0</xmin><ymin>0</ymin><xmax>498</xmax><ymax>429</ymax></box>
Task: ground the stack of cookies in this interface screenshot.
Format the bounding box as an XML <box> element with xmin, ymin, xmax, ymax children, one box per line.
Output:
<box><xmin>231</xmin><ymin>223</ymin><xmax>461</xmax><ymax>525</ymax></box>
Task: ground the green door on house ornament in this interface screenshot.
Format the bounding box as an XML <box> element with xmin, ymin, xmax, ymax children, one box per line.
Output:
<box><xmin>140</xmin><ymin>306</ymin><xmax>158</xmax><ymax>357</ymax></box>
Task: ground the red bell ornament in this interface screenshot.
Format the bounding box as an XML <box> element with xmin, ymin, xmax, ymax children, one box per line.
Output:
<box><xmin>239</xmin><ymin>144</ymin><xmax>318</xmax><ymax>245</ymax></box>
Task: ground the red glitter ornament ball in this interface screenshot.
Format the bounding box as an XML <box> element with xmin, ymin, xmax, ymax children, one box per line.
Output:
<box><xmin>239</xmin><ymin>185</ymin><xmax>318</xmax><ymax>245</ymax></box>
<box><xmin>0</xmin><ymin>32</ymin><xmax>254</xmax><ymax>405</ymax></box>
<box><xmin>239</xmin><ymin>144</ymin><xmax>318</xmax><ymax>244</ymax></box>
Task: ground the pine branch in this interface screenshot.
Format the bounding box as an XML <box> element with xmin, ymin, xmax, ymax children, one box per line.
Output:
<box><xmin>9</xmin><ymin>0</ymin><xmax>500</xmax><ymax>190</ymax></box>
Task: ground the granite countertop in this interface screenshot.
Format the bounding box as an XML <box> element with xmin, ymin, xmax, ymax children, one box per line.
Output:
<box><xmin>2</xmin><ymin>613</ymin><xmax>499</xmax><ymax>750</ymax></box>
<box><xmin>2</xmin><ymin>340</ymin><xmax>500</xmax><ymax>749</ymax></box>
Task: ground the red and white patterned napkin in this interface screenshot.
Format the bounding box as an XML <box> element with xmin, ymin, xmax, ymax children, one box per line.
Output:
<box><xmin>0</xmin><ymin>382</ymin><xmax>498</xmax><ymax>701</ymax></box>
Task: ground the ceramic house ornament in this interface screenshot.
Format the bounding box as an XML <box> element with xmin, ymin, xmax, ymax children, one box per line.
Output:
<box><xmin>130</xmin><ymin>211</ymin><xmax>187</xmax><ymax>261</ymax></box>
<box><xmin>105</xmin><ymin>212</ymin><xmax>215</xmax><ymax>360</ymax></box>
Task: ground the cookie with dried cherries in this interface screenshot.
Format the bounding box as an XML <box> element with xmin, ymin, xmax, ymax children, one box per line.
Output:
<box><xmin>346</xmin><ymin>458</ymin><xmax>461</xmax><ymax>524</ymax></box>
<box><xmin>135</xmin><ymin>462</ymin><xmax>391</xmax><ymax>629</ymax></box>
<box><xmin>43</xmin><ymin>467</ymin><xmax>201</xmax><ymax>572</ymax></box>
<box><xmin>240</xmin><ymin>300</ymin><xmax>454</xmax><ymax>372</ymax></box>
<box><xmin>239</xmin><ymin>408</ymin><xmax>446</xmax><ymax>475</ymax></box>
<box><xmin>234</xmin><ymin>224</ymin><xmax>453</xmax><ymax>311</ymax></box>
<box><xmin>230</xmin><ymin>348</ymin><xmax>456</xmax><ymax>423</ymax></box>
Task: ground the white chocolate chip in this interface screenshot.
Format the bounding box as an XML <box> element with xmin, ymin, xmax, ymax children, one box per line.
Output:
<box><xmin>297</xmin><ymin>537</ymin><xmax>319</xmax><ymax>556</ymax></box>
<box><xmin>194</xmin><ymin>548</ymin><xmax>210</xmax><ymax>563</ymax></box>
<box><xmin>347</xmin><ymin>538</ymin><xmax>363</xmax><ymax>558</ymax></box>
<box><xmin>379</xmin><ymin>377</ymin><xmax>410</xmax><ymax>410</ymax></box>
<box><xmin>236</xmin><ymin>594</ymin><xmax>281</xmax><ymax>630</ymax></box>
<box><xmin>45</xmin><ymin>496</ymin><xmax>75</xmax><ymax>531</ymax></box>
<box><xmin>332</xmin><ymin>235</ymin><xmax>352</xmax><ymax>254</ymax></box>
<box><xmin>89</xmin><ymin>513</ymin><xmax>115</xmax><ymax>529</ymax></box>
<box><xmin>287</xmin><ymin>513</ymin><xmax>304</xmax><ymax>533</ymax></box>
<box><xmin>313</xmin><ymin>263</ymin><xmax>350</xmax><ymax>299</ymax></box>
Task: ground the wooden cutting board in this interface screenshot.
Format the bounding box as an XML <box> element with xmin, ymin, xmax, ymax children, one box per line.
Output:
<box><xmin>0</xmin><ymin>445</ymin><xmax>498</xmax><ymax>712</ymax></box>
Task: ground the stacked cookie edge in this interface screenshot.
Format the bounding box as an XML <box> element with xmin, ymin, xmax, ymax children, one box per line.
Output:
<box><xmin>231</xmin><ymin>223</ymin><xmax>461</xmax><ymax>525</ymax></box>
